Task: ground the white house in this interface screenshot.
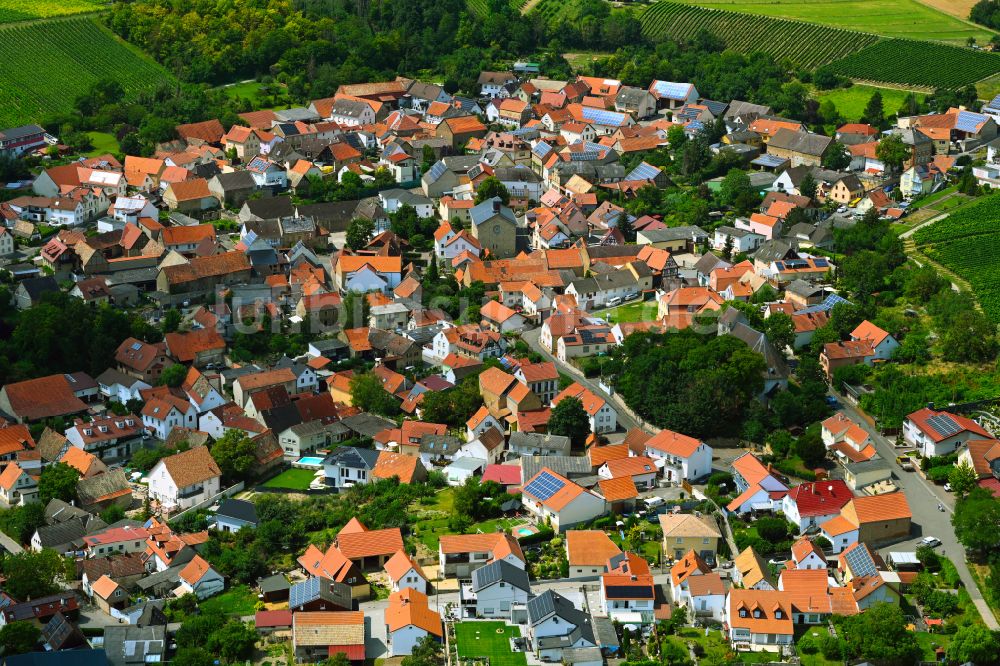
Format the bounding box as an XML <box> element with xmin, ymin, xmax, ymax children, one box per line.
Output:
<box><xmin>466</xmin><ymin>407</ymin><xmax>504</xmax><ymax>441</ymax></box>
<box><xmin>551</xmin><ymin>383</ymin><xmax>617</xmax><ymax>434</ymax></box>
<box><xmin>643</xmin><ymin>429</ymin><xmax>712</xmax><ymax>483</ymax></box>
<box><xmin>141</xmin><ymin>394</ymin><xmax>197</xmax><ymax>441</ymax></box>
<box><xmin>461</xmin><ymin>560</ymin><xmax>530</xmax><ymax>618</ymax></box>
<box><xmin>903</xmin><ymin>407</ymin><xmax>992</xmax><ymax>458</ymax></box>
<box><xmin>147</xmin><ymin>446</ymin><xmax>222</xmax><ymax>512</ymax></box>
<box><xmin>789</xmin><ymin>538</ymin><xmax>827</xmax><ymax>571</ymax></box>
<box><xmin>246</xmin><ymin>156</ymin><xmax>287</xmax><ymax>189</ymax></box>
<box><xmin>727</xmin><ymin>452</ymin><xmax>789</xmax><ymax>515</ymax></box>
<box><xmin>96</xmin><ymin>369</ymin><xmax>150</xmax><ymax>404</ymax></box>
<box><xmin>850</xmin><ymin>320</ymin><xmax>899</xmax><ymax>361</ymax></box>
<box><xmin>683</xmin><ymin>571</ymin><xmax>726</xmax><ymax>622</ymax></box>
<box><xmin>712</xmin><ymin>226</ymin><xmax>764</xmax><ymax>254</ymax></box>
<box><xmin>385</xmin><ymin>588</ymin><xmax>443</xmax><ymax>656</ymax></box>
<box><xmin>322</xmin><ymin>446</ymin><xmax>380</xmax><ymax>490</ymax></box>
<box><xmin>0</xmin><ymin>463</ymin><xmax>37</xmax><ymax>506</ymax></box>
<box><xmin>379</xmin><ymin>189</ymin><xmax>434</xmax><ymax>218</ymax></box>
<box><xmin>455</xmin><ymin>428</ymin><xmax>505</xmax><ymax>466</ymax></box>
<box><xmin>176</xmin><ymin>555</ymin><xmax>225</xmax><ymax>600</ymax></box>
<box><xmin>521</xmin><ymin>468</ymin><xmax>606</xmax><ymax>532</ymax></box>
<box><xmin>526</xmin><ymin>590</ymin><xmax>598</xmax><ymax>663</ymax></box>
<box><xmin>781</xmin><ymin>480</ymin><xmax>854</xmax><ymax>533</ymax></box>
<box><xmin>600</xmin><ymin>553</ymin><xmax>655</xmax><ymax>622</ymax></box>
<box><xmin>725</xmin><ymin>589</ymin><xmax>794</xmax><ymax>652</ymax></box>
<box><xmin>384</xmin><ymin>550</ymin><xmax>429</xmax><ymax>594</ymax></box>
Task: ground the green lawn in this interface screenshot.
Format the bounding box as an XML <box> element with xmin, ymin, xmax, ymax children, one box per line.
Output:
<box><xmin>262</xmin><ymin>468</ymin><xmax>318</xmax><ymax>490</ymax></box>
<box><xmin>671</xmin><ymin>628</ymin><xmax>773</xmax><ymax>663</ymax></box>
<box><xmin>911</xmin><ymin>186</ymin><xmax>958</xmax><ymax>210</ymax></box>
<box><xmin>913</xmin><ymin>630</ymin><xmax>950</xmax><ymax>660</ymax></box>
<box><xmin>222</xmin><ymin>80</ymin><xmax>266</xmax><ymax>103</ymax></box>
<box><xmin>454</xmin><ymin>621</ymin><xmax>526</xmax><ymax>666</ymax></box>
<box><xmin>814</xmin><ymin>85</ymin><xmax>923</xmax><ymax>124</ymax></box>
<box><xmin>86</xmin><ymin>131</ymin><xmax>119</xmax><ymax>157</ymax></box>
<box><xmin>198</xmin><ymin>584</ymin><xmax>258</xmax><ymax>616</ymax></box>
<box><xmin>670</xmin><ymin>0</ymin><xmax>995</xmax><ymax>44</ymax></box>
<box><xmin>593</xmin><ymin>299</ymin><xmax>659</xmax><ymax>324</ymax></box>
<box><xmin>795</xmin><ymin>625</ymin><xmax>842</xmax><ymax>666</ymax></box>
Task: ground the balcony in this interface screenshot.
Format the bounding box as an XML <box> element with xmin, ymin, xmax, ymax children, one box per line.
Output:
<box><xmin>177</xmin><ymin>484</ymin><xmax>205</xmax><ymax>499</ymax></box>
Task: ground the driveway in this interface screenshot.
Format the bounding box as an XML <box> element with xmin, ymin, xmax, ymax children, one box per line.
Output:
<box><xmin>836</xmin><ymin>396</ymin><xmax>999</xmax><ymax>629</ymax></box>
<box><xmin>520</xmin><ymin>328</ymin><xmax>641</xmax><ymax>432</ymax></box>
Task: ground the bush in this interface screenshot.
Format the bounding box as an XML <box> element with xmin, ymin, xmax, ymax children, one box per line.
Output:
<box><xmin>519</xmin><ymin>524</ymin><xmax>555</xmax><ymax>546</ymax></box>
<box><xmin>820</xmin><ymin>636</ymin><xmax>844</xmax><ymax>660</ymax></box>
<box><xmin>927</xmin><ymin>466</ymin><xmax>953</xmax><ymax>484</ymax></box>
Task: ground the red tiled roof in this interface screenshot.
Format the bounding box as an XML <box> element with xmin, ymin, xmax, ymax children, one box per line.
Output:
<box><xmin>785</xmin><ymin>480</ymin><xmax>853</xmax><ymax>517</ymax></box>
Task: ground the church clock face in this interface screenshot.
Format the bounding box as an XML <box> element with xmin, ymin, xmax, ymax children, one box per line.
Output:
<box><xmin>493</xmin><ymin>224</ymin><xmax>501</xmax><ymax>234</ymax></box>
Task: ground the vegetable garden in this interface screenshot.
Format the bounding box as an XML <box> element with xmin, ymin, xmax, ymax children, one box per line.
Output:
<box><xmin>0</xmin><ymin>0</ymin><xmax>104</xmax><ymax>24</ymax></box>
<box><xmin>914</xmin><ymin>193</ymin><xmax>1000</xmax><ymax>322</ymax></box>
<box><xmin>826</xmin><ymin>39</ymin><xmax>1000</xmax><ymax>89</ymax></box>
<box><xmin>640</xmin><ymin>2</ymin><xmax>879</xmax><ymax>69</ymax></box>
<box><xmin>0</xmin><ymin>16</ymin><xmax>171</xmax><ymax>127</ymax></box>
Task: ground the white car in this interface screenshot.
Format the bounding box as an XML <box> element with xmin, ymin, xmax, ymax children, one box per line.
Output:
<box><xmin>919</xmin><ymin>536</ymin><xmax>941</xmax><ymax>548</ymax></box>
<box><xmin>943</xmin><ymin>483</ymin><xmax>952</xmax><ymax>492</ymax></box>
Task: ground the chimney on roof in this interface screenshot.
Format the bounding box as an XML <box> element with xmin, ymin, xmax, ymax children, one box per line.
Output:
<box><xmin>492</xmin><ymin>199</ymin><xmax>501</xmax><ymax>214</ymax></box>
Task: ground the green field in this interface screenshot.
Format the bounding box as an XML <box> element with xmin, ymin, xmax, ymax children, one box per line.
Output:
<box><xmin>0</xmin><ymin>16</ymin><xmax>172</xmax><ymax>127</ymax></box>
<box><xmin>594</xmin><ymin>299</ymin><xmax>659</xmax><ymax>323</ymax></box>
<box><xmin>86</xmin><ymin>131</ymin><xmax>119</xmax><ymax>157</ymax></box>
<box><xmin>0</xmin><ymin>0</ymin><xmax>104</xmax><ymax>24</ymax></box>
<box><xmin>669</xmin><ymin>0</ymin><xmax>995</xmax><ymax>44</ymax></box>
<box><xmin>262</xmin><ymin>468</ymin><xmax>318</xmax><ymax>490</ymax></box>
<box><xmin>814</xmin><ymin>85</ymin><xmax>922</xmax><ymax>123</ymax></box>
<box><xmin>454</xmin><ymin>622</ymin><xmax>527</xmax><ymax>666</ymax></box>
<box><xmin>197</xmin><ymin>584</ymin><xmax>258</xmax><ymax>616</ymax></box>
<box><xmin>914</xmin><ymin>193</ymin><xmax>1000</xmax><ymax>322</ymax></box>
<box><xmin>641</xmin><ymin>2</ymin><xmax>880</xmax><ymax>69</ymax></box>
<box><xmin>826</xmin><ymin>39</ymin><xmax>1000</xmax><ymax>89</ymax></box>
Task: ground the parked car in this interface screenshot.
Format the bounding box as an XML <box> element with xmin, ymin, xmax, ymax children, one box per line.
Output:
<box><xmin>944</xmin><ymin>483</ymin><xmax>952</xmax><ymax>492</ymax></box>
<box><xmin>919</xmin><ymin>536</ymin><xmax>941</xmax><ymax>548</ymax></box>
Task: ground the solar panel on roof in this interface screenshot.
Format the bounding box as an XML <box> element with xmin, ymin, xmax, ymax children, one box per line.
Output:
<box><xmin>844</xmin><ymin>546</ymin><xmax>878</xmax><ymax>578</ymax></box>
<box><xmin>524</xmin><ymin>470</ymin><xmax>565</xmax><ymax>501</ymax></box>
<box><xmin>289</xmin><ymin>577</ymin><xmax>318</xmax><ymax>608</ymax></box>
<box><xmin>653</xmin><ymin>81</ymin><xmax>691</xmax><ymax>100</ymax></box>
<box><xmin>626</xmin><ymin>162</ymin><xmax>660</xmax><ymax>181</ymax></box>
<box><xmin>582</xmin><ymin>107</ymin><xmax>625</xmax><ymax>126</ymax></box>
<box><xmin>814</xmin><ymin>259</ymin><xmax>829</xmax><ymax>268</ymax></box>
<box><xmin>426</xmin><ymin>161</ymin><xmax>447</xmax><ymax>181</ymax></box>
<box><xmin>927</xmin><ymin>414</ymin><xmax>961</xmax><ymax>438</ymax></box>
<box><xmin>955</xmin><ymin>110</ymin><xmax>985</xmax><ymax>133</ymax></box>
<box><xmin>131</xmin><ymin>342</ymin><xmax>142</xmax><ymax>351</ymax></box>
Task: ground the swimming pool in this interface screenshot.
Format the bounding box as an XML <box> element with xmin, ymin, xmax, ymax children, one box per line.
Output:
<box><xmin>296</xmin><ymin>456</ymin><xmax>325</xmax><ymax>467</ymax></box>
<box><xmin>515</xmin><ymin>526</ymin><xmax>537</xmax><ymax>537</ymax></box>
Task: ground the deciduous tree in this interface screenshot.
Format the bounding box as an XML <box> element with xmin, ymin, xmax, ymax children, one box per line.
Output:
<box><xmin>548</xmin><ymin>396</ymin><xmax>591</xmax><ymax>448</ymax></box>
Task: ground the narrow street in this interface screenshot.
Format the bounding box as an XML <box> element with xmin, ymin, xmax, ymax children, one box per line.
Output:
<box><xmin>520</xmin><ymin>327</ymin><xmax>642</xmax><ymax>432</ymax></box>
<box><xmin>836</xmin><ymin>396</ymin><xmax>999</xmax><ymax>629</ymax></box>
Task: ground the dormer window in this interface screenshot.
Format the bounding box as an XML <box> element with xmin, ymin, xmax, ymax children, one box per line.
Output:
<box><xmin>753</xmin><ymin>610</ymin><xmax>761</xmax><ymax>618</ymax></box>
<box><xmin>739</xmin><ymin>609</ymin><xmax>747</xmax><ymax>618</ymax></box>
<box><xmin>775</xmin><ymin>610</ymin><xmax>783</xmax><ymax>619</ymax></box>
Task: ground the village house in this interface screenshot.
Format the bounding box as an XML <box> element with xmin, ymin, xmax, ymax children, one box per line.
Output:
<box><xmin>147</xmin><ymin>446</ymin><xmax>222</xmax><ymax>512</ymax></box>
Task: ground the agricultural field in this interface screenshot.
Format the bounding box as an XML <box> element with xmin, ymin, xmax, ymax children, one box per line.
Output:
<box><xmin>640</xmin><ymin>2</ymin><xmax>880</xmax><ymax>69</ymax></box>
<box><xmin>0</xmin><ymin>16</ymin><xmax>172</xmax><ymax>127</ymax></box>
<box><xmin>0</xmin><ymin>0</ymin><xmax>104</xmax><ymax>24</ymax></box>
<box><xmin>825</xmin><ymin>39</ymin><xmax>1000</xmax><ymax>89</ymax></box>
<box><xmin>914</xmin><ymin>193</ymin><xmax>1000</xmax><ymax>322</ymax></box>
<box><xmin>668</xmin><ymin>0</ymin><xmax>995</xmax><ymax>44</ymax></box>
<box><xmin>813</xmin><ymin>85</ymin><xmax>922</xmax><ymax>123</ymax></box>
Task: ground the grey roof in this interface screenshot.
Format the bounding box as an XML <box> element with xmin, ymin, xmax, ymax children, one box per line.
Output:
<box><xmin>694</xmin><ymin>252</ymin><xmax>730</xmax><ymax>276</ymax></box>
<box><xmin>310</xmin><ymin>338</ymin><xmax>349</xmax><ymax>353</ymax></box>
<box><xmin>470</xmin><ymin>197</ymin><xmax>517</xmax><ymax>227</ymax></box>
<box><xmin>259</xmin><ymin>573</ymin><xmax>290</xmax><ymax>594</ymax></box>
<box><xmin>769</xmin><ymin>129</ymin><xmax>832</xmax><ymax>157</ymax></box>
<box><xmin>725</xmin><ymin>100</ymin><xmax>771</xmax><ymax>120</ymax></box>
<box><xmin>562</xmin><ymin>647</ymin><xmax>604</xmax><ymax>664</ymax></box>
<box><xmin>494</xmin><ymin>166</ymin><xmax>541</xmax><ymax>183</ymax></box>
<box><xmin>786</xmin><ymin>279</ymin><xmax>822</xmax><ymax>298</ymax></box>
<box><xmin>0</xmin><ymin>124</ymin><xmax>45</xmax><ymax>140</ymax></box>
<box><xmin>242</xmin><ymin>196</ymin><xmax>296</xmax><ymax>221</ymax></box>
<box><xmin>526</xmin><ymin>590</ymin><xmax>595</xmax><ymax>645</ymax></box>
<box><xmin>615</xmin><ymin>86</ymin><xmax>653</xmax><ymax>108</ymax></box>
<box><xmin>407</xmin><ymin>80</ymin><xmax>446</xmax><ymax>102</ymax></box>
<box><xmin>97</xmin><ymin>368</ymin><xmax>145</xmax><ymax>389</ymax></box>
<box><xmin>699</xmin><ymin>99</ymin><xmax>729</xmax><ymax>116</ymax></box>
<box><xmin>103</xmin><ymin>625</ymin><xmax>166</xmax><ymax>666</ymax></box>
<box><xmin>341</xmin><ymin>413</ymin><xmax>397</xmax><ymax>438</ymax></box>
<box><xmin>274</xmin><ymin>107</ymin><xmax>320</xmax><ymax>123</ymax></box>
<box><xmin>520</xmin><ymin>455</ymin><xmax>591</xmax><ymax>482</ymax></box>
<box><xmin>471</xmin><ymin>559</ymin><xmax>530</xmax><ymax>592</ymax></box>
<box><xmin>215</xmin><ymin>498</ymin><xmax>258</xmax><ymax>524</ymax></box>
<box><xmin>212</xmin><ymin>171</ymin><xmax>255</xmax><ymax>191</ymax></box>
<box><xmin>569</xmin><ymin>270</ymin><xmax>638</xmax><ymax>295</ymax></box>
<box><xmin>638</xmin><ymin>225</ymin><xmax>708</xmax><ymax>243</ymax></box>
<box><xmin>726</xmin><ymin>322</ymin><xmax>789</xmax><ymax>381</ymax></box>
<box><xmin>19</xmin><ymin>276</ymin><xmax>59</xmax><ymax>302</ymax></box>
<box><xmin>289</xmin><ymin>576</ymin><xmax>352</xmax><ymax>610</ymax></box>
<box><xmin>34</xmin><ymin>517</ymin><xmax>93</xmax><ymax>549</ymax></box>
<box><xmin>136</xmin><ymin>564</ymin><xmax>186</xmax><ymax>591</ymax></box>
<box><xmin>6</xmin><ymin>650</ymin><xmax>109</xmax><ymax>666</ymax></box>
<box><xmin>844</xmin><ymin>457</ymin><xmax>892</xmax><ymax>475</ymax></box>
<box><xmin>331</xmin><ymin>99</ymin><xmax>372</xmax><ymax>118</ymax></box>
<box><xmin>0</xmin><ymin>530</ymin><xmax>23</xmax><ymax>555</ymax></box>
<box><xmin>77</xmin><ymin>469</ymin><xmax>131</xmax><ymax>507</ymax></box>
<box><xmin>420</xmin><ymin>434</ymin><xmax>463</xmax><ymax>455</ymax></box>
<box><xmin>509</xmin><ymin>431</ymin><xmax>570</xmax><ymax>452</ymax></box>
<box><xmin>45</xmin><ymin>498</ymin><xmax>91</xmax><ymax>524</ymax></box>
<box><xmin>296</xmin><ymin>200</ymin><xmax>361</xmax><ymax>230</ymax></box>
<box><xmin>753</xmin><ymin>239</ymin><xmax>798</xmax><ymax>264</ymax></box>
<box><xmin>323</xmin><ymin>445</ymin><xmax>380</xmax><ymax>470</ymax></box>
<box><xmin>714</xmin><ymin>225</ymin><xmax>757</xmax><ymax>240</ymax></box>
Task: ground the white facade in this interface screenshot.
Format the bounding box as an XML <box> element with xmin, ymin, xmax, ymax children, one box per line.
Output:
<box><xmin>147</xmin><ymin>462</ymin><xmax>221</xmax><ymax>511</ymax></box>
<box><xmin>388</xmin><ymin>624</ymin><xmax>434</xmax><ymax>657</ymax></box>
<box><xmin>143</xmin><ymin>404</ymin><xmax>197</xmax><ymax>441</ymax></box>
<box><xmin>645</xmin><ymin>441</ymin><xmax>713</xmax><ymax>483</ymax></box>
<box><xmin>522</xmin><ymin>491</ymin><xmax>606</xmax><ymax>532</ymax></box>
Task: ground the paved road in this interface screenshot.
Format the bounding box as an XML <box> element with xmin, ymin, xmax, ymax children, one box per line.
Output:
<box><xmin>520</xmin><ymin>327</ymin><xmax>641</xmax><ymax>432</ymax></box>
<box><xmin>836</xmin><ymin>396</ymin><xmax>999</xmax><ymax>629</ymax></box>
